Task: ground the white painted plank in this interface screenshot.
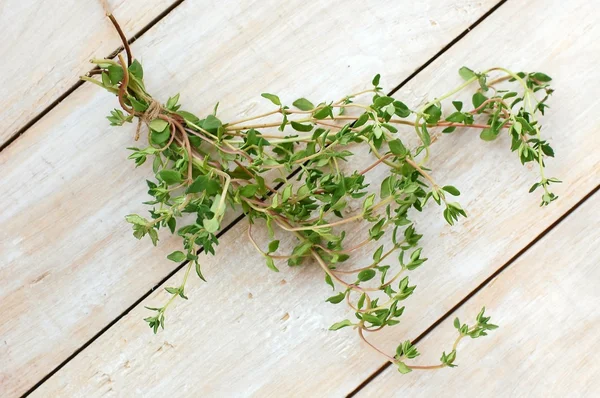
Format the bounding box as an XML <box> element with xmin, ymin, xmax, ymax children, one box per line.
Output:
<box><xmin>357</xmin><ymin>192</ymin><xmax>600</xmax><ymax>397</ymax></box>
<box><xmin>31</xmin><ymin>0</ymin><xmax>600</xmax><ymax>396</ymax></box>
<box><xmin>0</xmin><ymin>0</ymin><xmax>178</xmax><ymax>145</ymax></box>
<box><xmin>0</xmin><ymin>0</ymin><xmax>497</xmax><ymax>396</ymax></box>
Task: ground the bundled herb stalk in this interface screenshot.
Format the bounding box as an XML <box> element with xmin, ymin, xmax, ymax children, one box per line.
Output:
<box><xmin>83</xmin><ymin>15</ymin><xmax>558</xmax><ymax>373</ymax></box>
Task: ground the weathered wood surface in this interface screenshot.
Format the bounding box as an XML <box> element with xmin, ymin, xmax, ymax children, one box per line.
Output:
<box><xmin>358</xmin><ymin>192</ymin><xmax>600</xmax><ymax>397</ymax></box>
<box><xmin>0</xmin><ymin>1</ymin><xmax>499</xmax><ymax>396</ymax></box>
<box><xmin>0</xmin><ymin>0</ymin><xmax>178</xmax><ymax>146</ymax></box>
<box><xmin>29</xmin><ymin>0</ymin><xmax>600</xmax><ymax>396</ymax></box>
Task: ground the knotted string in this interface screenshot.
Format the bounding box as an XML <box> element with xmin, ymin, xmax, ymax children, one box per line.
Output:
<box><xmin>135</xmin><ymin>99</ymin><xmax>163</xmax><ymax>141</ymax></box>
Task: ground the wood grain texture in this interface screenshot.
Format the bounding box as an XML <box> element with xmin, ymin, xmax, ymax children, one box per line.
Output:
<box><xmin>357</xmin><ymin>192</ymin><xmax>600</xmax><ymax>397</ymax></box>
<box><xmin>0</xmin><ymin>1</ymin><xmax>498</xmax><ymax>396</ymax></box>
<box><xmin>31</xmin><ymin>0</ymin><xmax>600</xmax><ymax>396</ymax></box>
<box><xmin>0</xmin><ymin>0</ymin><xmax>178</xmax><ymax>146</ymax></box>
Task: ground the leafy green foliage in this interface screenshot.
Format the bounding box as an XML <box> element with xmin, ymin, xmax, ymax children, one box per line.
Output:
<box><xmin>107</xmin><ymin>109</ymin><xmax>133</xmax><ymax>126</ymax></box>
<box><xmin>329</xmin><ymin>319</ymin><xmax>354</xmax><ymax>330</ymax></box>
<box><xmin>261</xmin><ymin>93</ymin><xmax>281</xmax><ymax>106</ymax></box>
<box><xmin>441</xmin><ymin>350</ymin><xmax>458</xmax><ymax>368</ymax></box>
<box><xmin>292</xmin><ymin>98</ymin><xmax>315</xmax><ymax>111</ymax></box>
<box><xmin>85</xmin><ymin>48</ymin><xmax>553</xmax><ymax>375</ymax></box>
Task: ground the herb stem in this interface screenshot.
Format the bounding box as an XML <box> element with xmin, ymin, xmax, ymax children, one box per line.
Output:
<box><xmin>107</xmin><ymin>13</ymin><xmax>132</xmax><ymax>66</ymax></box>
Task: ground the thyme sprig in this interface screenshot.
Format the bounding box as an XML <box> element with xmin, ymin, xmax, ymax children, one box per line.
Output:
<box><xmin>83</xmin><ymin>15</ymin><xmax>557</xmax><ymax>373</ymax></box>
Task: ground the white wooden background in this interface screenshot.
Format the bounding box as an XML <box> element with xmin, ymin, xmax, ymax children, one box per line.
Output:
<box><xmin>1</xmin><ymin>0</ymin><xmax>598</xmax><ymax>397</ymax></box>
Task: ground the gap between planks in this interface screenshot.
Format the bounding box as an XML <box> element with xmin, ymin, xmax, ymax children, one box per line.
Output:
<box><xmin>347</xmin><ymin>182</ymin><xmax>600</xmax><ymax>398</ymax></box>
<box><xmin>20</xmin><ymin>1</ymin><xmax>508</xmax><ymax>395</ymax></box>
<box><xmin>0</xmin><ymin>0</ymin><xmax>186</xmax><ymax>154</ymax></box>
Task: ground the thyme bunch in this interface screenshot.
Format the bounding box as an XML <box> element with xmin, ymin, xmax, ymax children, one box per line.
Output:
<box><xmin>82</xmin><ymin>15</ymin><xmax>558</xmax><ymax>373</ymax></box>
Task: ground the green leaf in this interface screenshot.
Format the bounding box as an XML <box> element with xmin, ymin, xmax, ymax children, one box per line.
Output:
<box><xmin>516</xmin><ymin>117</ymin><xmax>534</xmax><ymax>133</ymax></box>
<box><xmin>382</xmin><ymin>123</ymin><xmax>397</xmax><ymax>133</ymax></box>
<box><xmin>445</xmin><ymin>112</ymin><xmax>465</xmax><ymax>123</ymax></box>
<box><xmin>373</xmin><ymin>245</ymin><xmax>384</xmax><ymax>262</ymax></box>
<box><xmin>442</xmin><ymin>126</ymin><xmax>456</xmax><ymax>134</ymax></box>
<box><xmin>421</xmin><ymin>124</ymin><xmax>431</xmax><ymax>146</ymax></box>
<box><xmin>167</xmin><ymin>251</ymin><xmax>186</xmax><ymax>262</ymax></box>
<box><xmin>147</xmin><ymin>228</ymin><xmax>158</xmax><ymax>246</ymax></box>
<box><xmin>479</xmin><ymin>128</ymin><xmax>498</xmax><ymax>141</ymax></box>
<box><xmin>531</xmin><ymin>72</ymin><xmax>552</xmax><ymax>82</ymax></box>
<box><xmin>374</xmin><ymin>96</ymin><xmax>394</xmax><ymax>108</ymax></box>
<box><xmin>281</xmin><ymin>185</ymin><xmax>293</xmax><ymax>202</ymax></box>
<box><xmin>410</xmin><ymin>248</ymin><xmax>422</xmax><ymax>262</ymax></box>
<box><xmin>373</xmin><ymin>125</ymin><xmax>383</xmax><ymax>139</ymax></box>
<box><xmin>329</xmin><ymin>319</ymin><xmax>353</xmax><ymax>331</ymax></box>
<box><xmin>292</xmin><ymin>98</ymin><xmax>314</xmax><ymax>111</ymax></box>
<box><xmin>441</xmin><ymin>350</ymin><xmax>457</xmax><ymax>366</ymax></box>
<box><xmin>383</xmin><ymin>103</ymin><xmax>396</xmax><ymax>116</ymax></box>
<box><xmin>203</xmin><ymin>114</ymin><xmax>222</xmax><ymax>131</ymax></box>
<box><xmin>541</xmin><ymin>144</ymin><xmax>554</xmax><ymax>157</ymax></box>
<box><xmin>291</xmin><ymin>121</ymin><xmax>313</xmax><ymax>132</ymax></box>
<box><xmin>372</xmin><ymin>74</ymin><xmax>381</xmax><ymax>86</ymax></box>
<box><xmin>325</xmin><ymin>274</ymin><xmax>334</xmax><ymax>290</ymax></box>
<box><xmin>177</xmin><ymin>110</ymin><xmax>200</xmax><ymax>125</ymax></box>
<box><xmin>362</xmin><ymin>313</ymin><xmax>382</xmax><ymax>326</ymax></box>
<box><xmin>357</xmin><ymin>293</ymin><xmax>366</xmax><ymax>310</ymax></box>
<box><xmin>354</xmin><ymin>113</ymin><xmax>369</xmax><ymax>127</ymax></box>
<box><xmin>313</xmin><ymin>105</ymin><xmax>333</xmax><ymax>120</ymax></box>
<box><xmin>125</xmin><ymin>214</ymin><xmax>147</xmax><ymax>225</ymax></box>
<box><xmin>195</xmin><ymin>261</ymin><xmax>206</xmax><ymax>281</ymax></box>
<box><xmin>479</xmin><ymin>75</ymin><xmax>488</xmax><ymax>92</ymax></box>
<box><xmin>203</xmin><ymin>217</ymin><xmax>220</xmax><ymax>233</ymax></box>
<box><xmin>261</xmin><ymin>93</ymin><xmax>281</xmax><ymax>106</ymax></box>
<box><xmin>150</xmin><ymin>129</ymin><xmax>170</xmax><ymax>145</ymax></box>
<box><xmin>459</xmin><ymin>66</ymin><xmax>476</xmax><ymax>81</ymax></box>
<box><xmin>167</xmin><ymin>217</ymin><xmax>176</xmax><ymax>233</ymax></box>
<box><xmin>452</xmin><ymin>101</ymin><xmax>463</xmax><ymax>111</ymax></box>
<box><xmin>157</xmin><ymin>170</ymin><xmax>182</xmax><ymax>185</ymax></box>
<box><xmin>101</xmin><ymin>72</ymin><xmax>111</xmax><ymax>87</ymax></box>
<box><xmin>149</xmin><ymin>118</ymin><xmax>169</xmax><ymax>133</ymax></box>
<box><xmin>187</xmin><ymin>175</ymin><xmax>220</xmax><ymax>195</ymax></box>
<box><xmin>268</xmin><ymin>240</ymin><xmax>280</xmax><ymax>253</ymax></box>
<box><xmin>279</xmin><ymin>112</ymin><xmax>288</xmax><ymax>131</ymax></box>
<box><xmin>165</xmin><ymin>287</ymin><xmax>179</xmax><ymax>295</ymax></box>
<box><xmin>423</xmin><ymin>104</ymin><xmax>441</xmax><ymax>124</ymax></box>
<box><xmin>389</xmin><ymin>139</ymin><xmax>407</xmax><ymax>157</ymax></box>
<box><xmin>380</xmin><ymin>176</ymin><xmax>394</xmax><ymax>199</ymax></box>
<box><xmin>128</xmin><ymin>60</ymin><xmax>144</xmax><ymax>80</ymax></box>
<box><xmin>472</xmin><ymin>92</ymin><xmax>488</xmax><ymax>109</ymax></box>
<box><xmin>454</xmin><ymin>317</ymin><xmax>461</xmax><ymax>329</ymax></box>
<box><xmin>363</xmin><ymin>193</ymin><xmax>376</xmax><ymax>213</ymax></box>
<box><xmin>394</xmin><ymin>101</ymin><xmax>410</xmax><ymax>118</ymax></box>
<box><xmin>107</xmin><ymin>65</ymin><xmax>124</xmax><ymax>84</ymax></box>
<box><xmin>397</xmin><ymin>361</ymin><xmax>412</xmax><ymax>374</ymax></box>
<box><xmin>326</xmin><ymin>292</ymin><xmax>346</xmax><ymax>304</ymax></box>
<box><xmin>129</xmin><ymin>96</ymin><xmax>148</xmax><ymax>112</ymax></box>
<box><xmin>357</xmin><ymin>269</ymin><xmax>376</xmax><ymax>282</ymax></box>
<box><xmin>239</xmin><ymin>184</ymin><xmax>259</xmax><ymax>198</ymax></box>
<box><xmin>265</xmin><ymin>257</ymin><xmax>279</xmax><ymax>272</ymax></box>
<box><xmin>476</xmin><ymin>307</ymin><xmax>486</xmax><ymax>322</ymax></box>
<box><xmin>529</xmin><ymin>182</ymin><xmax>541</xmax><ymax>193</ymax></box>
<box><xmin>166</xmin><ymin>93</ymin><xmax>180</xmax><ymax>110</ymax></box>
<box><xmin>442</xmin><ymin>185</ymin><xmax>460</xmax><ymax>196</ymax></box>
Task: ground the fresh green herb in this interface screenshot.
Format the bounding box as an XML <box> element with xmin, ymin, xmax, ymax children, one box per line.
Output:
<box><xmin>82</xmin><ymin>16</ymin><xmax>558</xmax><ymax>373</ymax></box>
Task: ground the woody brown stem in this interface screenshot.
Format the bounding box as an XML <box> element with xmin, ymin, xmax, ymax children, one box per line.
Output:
<box><xmin>108</xmin><ymin>13</ymin><xmax>132</xmax><ymax>66</ymax></box>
